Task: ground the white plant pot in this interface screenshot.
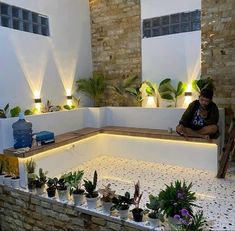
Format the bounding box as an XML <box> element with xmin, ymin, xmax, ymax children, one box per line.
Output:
<box><xmin>148</xmin><ymin>217</ymin><xmax>160</xmax><ymax>227</ymax></box>
<box><xmin>102</xmin><ymin>201</ymin><xmax>113</xmax><ymax>215</ymax></box>
<box><xmin>57</xmin><ymin>189</ymin><xmax>69</xmax><ymax>202</ymax></box>
<box><xmin>86</xmin><ymin>196</ymin><xmax>98</xmax><ymax>210</ymax></box>
<box><xmin>36</xmin><ymin>185</ymin><xmax>45</xmax><ymax>195</ymax></box>
<box><xmin>11</xmin><ymin>178</ymin><xmax>20</xmax><ymax>189</ymax></box>
<box><xmin>3</xmin><ymin>175</ymin><xmax>12</xmax><ymax>187</ymax></box>
<box><xmin>73</xmin><ymin>193</ymin><xmax>84</xmax><ymax>206</ymax></box>
<box><xmin>0</xmin><ymin>174</ymin><xmax>5</xmax><ymax>185</ymax></box>
<box><xmin>119</xmin><ymin>209</ymin><xmax>129</xmax><ymax>220</ymax></box>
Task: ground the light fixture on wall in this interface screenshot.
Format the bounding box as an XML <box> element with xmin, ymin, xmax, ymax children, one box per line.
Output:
<box><xmin>34</xmin><ymin>98</ymin><xmax>42</xmax><ymax>113</ymax></box>
<box><xmin>34</xmin><ymin>98</ymin><xmax>42</xmax><ymax>103</ymax></box>
<box><xmin>66</xmin><ymin>95</ymin><xmax>72</xmax><ymax>100</ymax></box>
<box><xmin>184</xmin><ymin>92</ymin><xmax>192</xmax><ymax>97</ymax></box>
<box><xmin>66</xmin><ymin>95</ymin><xmax>73</xmax><ymax>106</ymax></box>
<box><xmin>146</xmin><ymin>96</ymin><xmax>156</xmax><ymax>108</ymax></box>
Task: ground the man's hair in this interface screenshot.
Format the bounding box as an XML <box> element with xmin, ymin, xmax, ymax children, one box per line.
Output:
<box><xmin>200</xmin><ymin>88</ymin><xmax>213</xmax><ymax>99</ymax></box>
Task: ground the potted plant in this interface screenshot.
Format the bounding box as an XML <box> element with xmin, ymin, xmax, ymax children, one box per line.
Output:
<box><xmin>146</xmin><ymin>195</ymin><xmax>164</xmax><ymax>227</ymax></box>
<box><xmin>98</xmin><ymin>183</ymin><xmax>116</xmax><ymax>214</ymax></box>
<box><xmin>56</xmin><ymin>174</ymin><xmax>69</xmax><ymax>202</ymax></box>
<box><xmin>25</xmin><ymin>158</ymin><xmax>37</xmax><ymax>191</ymax></box>
<box><xmin>0</xmin><ymin>159</ymin><xmax>6</xmax><ymax>185</ymax></box>
<box><xmin>64</xmin><ymin>170</ymin><xmax>84</xmax><ymax>206</ymax></box>
<box><xmin>3</xmin><ymin>159</ymin><xmax>12</xmax><ymax>187</ymax></box>
<box><xmin>0</xmin><ymin>103</ymin><xmax>9</xmax><ymax>118</ymax></box>
<box><xmin>158</xmin><ymin>180</ymin><xmax>198</xmax><ymax>223</ymax></box>
<box><xmin>112</xmin><ymin>191</ymin><xmax>134</xmax><ymax>220</ymax></box>
<box><xmin>35</xmin><ymin>168</ymin><xmax>48</xmax><ymax>195</ymax></box>
<box><xmin>140</xmin><ymin>80</ymin><xmax>158</xmax><ymax>107</ymax></box>
<box><xmin>11</xmin><ymin>169</ymin><xmax>20</xmax><ymax>189</ymax></box>
<box><xmin>132</xmin><ymin>180</ymin><xmax>144</xmax><ymax>222</ymax></box>
<box><xmin>83</xmin><ymin>170</ymin><xmax>99</xmax><ymax>209</ymax></box>
<box><xmin>192</xmin><ymin>77</ymin><xmax>214</xmax><ymax>93</ymax></box>
<box><xmin>46</xmin><ymin>177</ymin><xmax>57</xmax><ymax>198</ymax></box>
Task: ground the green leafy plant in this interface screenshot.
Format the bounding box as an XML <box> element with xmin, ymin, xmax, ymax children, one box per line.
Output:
<box><xmin>24</xmin><ymin>109</ymin><xmax>33</xmax><ymax>116</ymax></box>
<box><xmin>158</xmin><ymin>180</ymin><xmax>198</xmax><ymax>218</ymax></box>
<box><xmin>46</xmin><ymin>177</ymin><xmax>58</xmax><ymax>190</ymax></box>
<box><xmin>192</xmin><ymin>77</ymin><xmax>214</xmax><ymax>93</ymax></box>
<box><xmin>112</xmin><ymin>191</ymin><xmax>134</xmax><ymax>210</ymax></box>
<box><xmin>35</xmin><ymin>168</ymin><xmax>48</xmax><ymax>188</ymax></box>
<box><xmin>146</xmin><ymin>195</ymin><xmax>164</xmax><ymax>221</ymax></box>
<box><xmin>83</xmin><ymin>170</ymin><xmax>98</xmax><ymax>198</ymax></box>
<box><xmin>77</xmin><ymin>72</ymin><xmax>106</xmax><ymax>107</ymax></box>
<box><xmin>0</xmin><ymin>103</ymin><xmax>9</xmax><ymax>118</ymax></box>
<box><xmin>98</xmin><ymin>183</ymin><xmax>116</xmax><ymax>202</ymax></box>
<box><xmin>158</xmin><ymin>78</ymin><xmax>186</xmax><ymax>107</ymax></box>
<box><xmin>10</xmin><ymin>106</ymin><xmax>21</xmax><ymax>117</ymax></box>
<box><xmin>64</xmin><ymin>170</ymin><xmax>84</xmax><ymax>195</ymax></box>
<box><xmin>63</xmin><ymin>105</ymin><xmax>75</xmax><ymax>110</ymax></box>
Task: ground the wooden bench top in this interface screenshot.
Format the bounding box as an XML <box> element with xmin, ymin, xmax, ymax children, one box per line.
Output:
<box><xmin>3</xmin><ymin>126</ymin><xmax>218</xmax><ymax>158</ymax></box>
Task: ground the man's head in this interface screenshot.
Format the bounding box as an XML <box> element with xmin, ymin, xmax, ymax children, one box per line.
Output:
<box><xmin>199</xmin><ymin>88</ymin><xmax>213</xmax><ymax>109</ymax></box>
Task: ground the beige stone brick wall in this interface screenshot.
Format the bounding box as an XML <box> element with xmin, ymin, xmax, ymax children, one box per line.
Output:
<box><xmin>89</xmin><ymin>0</ymin><xmax>141</xmax><ymax>106</ymax></box>
<box><xmin>201</xmin><ymin>0</ymin><xmax>235</xmax><ymax>139</ymax></box>
<box><xmin>0</xmin><ymin>186</ymin><xmax>146</xmax><ymax>231</ymax></box>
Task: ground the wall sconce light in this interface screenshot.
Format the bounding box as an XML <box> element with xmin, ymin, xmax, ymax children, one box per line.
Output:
<box><xmin>34</xmin><ymin>98</ymin><xmax>42</xmax><ymax>103</ymax></box>
<box><xmin>184</xmin><ymin>92</ymin><xmax>192</xmax><ymax>97</ymax></box>
<box><xmin>66</xmin><ymin>95</ymin><xmax>72</xmax><ymax>100</ymax></box>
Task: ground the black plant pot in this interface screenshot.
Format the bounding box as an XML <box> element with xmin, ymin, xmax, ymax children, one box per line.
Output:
<box><xmin>47</xmin><ymin>187</ymin><xmax>56</xmax><ymax>198</ymax></box>
<box><xmin>132</xmin><ymin>208</ymin><xmax>144</xmax><ymax>222</ymax></box>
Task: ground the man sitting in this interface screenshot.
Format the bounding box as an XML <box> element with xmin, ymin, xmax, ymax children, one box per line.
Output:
<box><xmin>176</xmin><ymin>88</ymin><xmax>219</xmax><ymax>139</ymax></box>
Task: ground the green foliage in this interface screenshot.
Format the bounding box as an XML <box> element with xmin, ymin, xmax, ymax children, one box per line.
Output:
<box><xmin>158</xmin><ymin>78</ymin><xmax>186</xmax><ymax>106</ymax></box>
<box><xmin>112</xmin><ymin>191</ymin><xmax>134</xmax><ymax>210</ymax></box>
<box><xmin>133</xmin><ymin>180</ymin><xmax>143</xmax><ymax>208</ymax></box>
<box><xmin>144</xmin><ymin>81</ymin><xmax>158</xmax><ymax>97</ymax></box>
<box><xmin>0</xmin><ymin>103</ymin><xmax>9</xmax><ymax>118</ymax></box>
<box><xmin>83</xmin><ymin>170</ymin><xmax>98</xmax><ymax>198</ymax></box>
<box><xmin>10</xmin><ymin>106</ymin><xmax>21</xmax><ymax>117</ymax></box>
<box><xmin>64</xmin><ymin>170</ymin><xmax>84</xmax><ymax>195</ymax></box>
<box><xmin>77</xmin><ymin>72</ymin><xmax>106</xmax><ymax>107</ymax></box>
<box><xmin>146</xmin><ymin>195</ymin><xmax>164</xmax><ymax>220</ymax></box>
<box><xmin>25</xmin><ymin>158</ymin><xmax>36</xmax><ymax>179</ymax></box>
<box><xmin>158</xmin><ymin>180</ymin><xmax>198</xmax><ymax>217</ymax></box>
<box><xmin>24</xmin><ymin>109</ymin><xmax>33</xmax><ymax>116</ymax></box>
<box><xmin>192</xmin><ymin>77</ymin><xmax>214</xmax><ymax>93</ymax></box>
<box><xmin>98</xmin><ymin>183</ymin><xmax>116</xmax><ymax>202</ymax></box>
<box><xmin>46</xmin><ymin>177</ymin><xmax>58</xmax><ymax>189</ymax></box>
<box><xmin>35</xmin><ymin>168</ymin><xmax>48</xmax><ymax>188</ymax></box>
<box><xmin>63</xmin><ymin>105</ymin><xmax>75</xmax><ymax>110</ymax></box>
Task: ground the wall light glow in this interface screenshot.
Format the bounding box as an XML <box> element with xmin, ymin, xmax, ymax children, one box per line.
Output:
<box><xmin>146</xmin><ymin>96</ymin><xmax>156</xmax><ymax>108</ymax></box>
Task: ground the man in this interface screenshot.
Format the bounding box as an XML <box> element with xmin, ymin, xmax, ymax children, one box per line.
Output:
<box><xmin>176</xmin><ymin>88</ymin><xmax>219</xmax><ymax>139</ymax></box>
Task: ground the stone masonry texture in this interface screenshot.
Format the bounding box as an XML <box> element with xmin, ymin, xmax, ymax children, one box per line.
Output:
<box><xmin>201</xmin><ymin>0</ymin><xmax>235</xmax><ymax>142</ymax></box>
<box><xmin>0</xmin><ymin>185</ymin><xmax>145</xmax><ymax>231</ymax></box>
<box><xmin>89</xmin><ymin>0</ymin><xmax>141</xmax><ymax>106</ymax></box>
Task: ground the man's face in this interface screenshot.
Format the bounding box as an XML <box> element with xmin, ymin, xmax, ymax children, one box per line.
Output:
<box><xmin>199</xmin><ymin>95</ymin><xmax>211</xmax><ymax>109</ymax></box>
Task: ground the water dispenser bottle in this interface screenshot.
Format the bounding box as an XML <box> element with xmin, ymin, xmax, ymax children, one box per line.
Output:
<box><xmin>12</xmin><ymin>112</ymin><xmax>33</xmax><ymax>149</ymax></box>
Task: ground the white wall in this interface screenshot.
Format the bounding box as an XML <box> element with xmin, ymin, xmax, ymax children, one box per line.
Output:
<box><xmin>0</xmin><ymin>0</ymin><xmax>93</xmax><ymax>112</ymax></box>
<box><xmin>141</xmin><ymin>0</ymin><xmax>201</xmax><ymax>91</ymax></box>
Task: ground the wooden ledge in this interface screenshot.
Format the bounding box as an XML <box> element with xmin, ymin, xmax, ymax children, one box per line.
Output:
<box><xmin>3</xmin><ymin>126</ymin><xmax>218</xmax><ymax>158</ymax></box>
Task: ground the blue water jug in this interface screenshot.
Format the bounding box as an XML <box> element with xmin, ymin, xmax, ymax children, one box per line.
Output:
<box><xmin>12</xmin><ymin>112</ymin><xmax>33</xmax><ymax>149</ymax></box>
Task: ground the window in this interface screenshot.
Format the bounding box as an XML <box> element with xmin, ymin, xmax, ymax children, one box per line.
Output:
<box><xmin>143</xmin><ymin>10</ymin><xmax>201</xmax><ymax>38</ymax></box>
<box><xmin>0</xmin><ymin>2</ymin><xmax>50</xmax><ymax>36</ymax></box>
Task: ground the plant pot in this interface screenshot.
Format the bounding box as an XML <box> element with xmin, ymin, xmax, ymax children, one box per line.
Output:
<box><xmin>102</xmin><ymin>201</ymin><xmax>113</xmax><ymax>215</ymax></box>
<box><xmin>57</xmin><ymin>189</ymin><xmax>69</xmax><ymax>202</ymax></box>
<box><xmin>47</xmin><ymin>187</ymin><xmax>56</xmax><ymax>198</ymax></box>
<box><xmin>28</xmin><ymin>179</ymin><xmax>36</xmax><ymax>192</ymax></box>
<box><xmin>132</xmin><ymin>208</ymin><xmax>144</xmax><ymax>222</ymax></box>
<box><xmin>119</xmin><ymin>208</ymin><xmax>129</xmax><ymax>220</ymax></box>
<box><xmin>36</xmin><ymin>185</ymin><xmax>45</xmax><ymax>195</ymax></box>
<box><xmin>168</xmin><ymin>216</ymin><xmax>181</xmax><ymax>226</ymax></box>
<box><xmin>0</xmin><ymin>174</ymin><xmax>5</xmax><ymax>185</ymax></box>
<box><xmin>73</xmin><ymin>193</ymin><xmax>84</xmax><ymax>206</ymax></box>
<box><xmin>3</xmin><ymin>175</ymin><xmax>12</xmax><ymax>187</ymax></box>
<box><xmin>86</xmin><ymin>196</ymin><xmax>98</xmax><ymax>210</ymax></box>
<box><xmin>148</xmin><ymin>216</ymin><xmax>160</xmax><ymax>228</ymax></box>
<box><xmin>11</xmin><ymin>177</ymin><xmax>20</xmax><ymax>189</ymax></box>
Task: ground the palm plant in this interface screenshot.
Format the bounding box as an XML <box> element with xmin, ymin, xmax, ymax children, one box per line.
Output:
<box><xmin>158</xmin><ymin>180</ymin><xmax>198</xmax><ymax>218</ymax></box>
<box><xmin>192</xmin><ymin>77</ymin><xmax>214</xmax><ymax>93</ymax></box>
<box><xmin>158</xmin><ymin>78</ymin><xmax>186</xmax><ymax>107</ymax></box>
<box><xmin>76</xmin><ymin>72</ymin><xmax>106</xmax><ymax>107</ymax></box>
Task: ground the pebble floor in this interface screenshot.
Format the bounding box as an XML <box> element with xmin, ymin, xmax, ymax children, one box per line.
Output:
<box><xmin>72</xmin><ymin>155</ymin><xmax>235</xmax><ymax>230</ymax></box>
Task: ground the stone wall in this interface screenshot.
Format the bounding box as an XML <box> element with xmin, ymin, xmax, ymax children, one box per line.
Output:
<box><xmin>89</xmin><ymin>0</ymin><xmax>141</xmax><ymax>106</ymax></box>
<box><xmin>201</xmin><ymin>0</ymin><xmax>235</xmax><ymax>137</ymax></box>
<box><xmin>0</xmin><ymin>185</ymin><xmax>147</xmax><ymax>231</ymax></box>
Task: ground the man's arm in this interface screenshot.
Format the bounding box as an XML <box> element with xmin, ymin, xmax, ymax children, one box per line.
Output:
<box><xmin>205</xmin><ymin>103</ymin><xmax>219</xmax><ymax>125</ymax></box>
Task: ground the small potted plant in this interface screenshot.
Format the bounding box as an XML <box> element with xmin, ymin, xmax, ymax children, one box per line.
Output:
<box><xmin>83</xmin><ymin>170</ymin><xmax>99</xmax><ymax>209</ymax></box>
<box><xmin>0</xmin><ymin>159</ymin><xmax>6</xmax><ymax>185</ymax></box>
<box><xmin>56</xmin><ymin>174</ymin><xmax>69</xmax><ymax>202</ymax></box>
<box><xmin>46</xmin><ymin>177</ymin><xmax>57</xmax><ymax>198</ymax></box>
<box><xmin>3</xmin><ymin>159</ymin><xmax>13</xmax><ymax>187</ymax></box>
<box><xmin>35</xmin><ymin>168</ymin><xmax>48</xmax><ymax>195</ymax></box>
<box><xmin>98</xmin><ymin>183</ymin><xmax>116</xmax><ymax>214</ymax></box>
<box><xmin>132</xmin><ymin>180</ymin><xmax>144</xmax><ymax>222</ymax></box>
<box><xmin>11</xmin><ymin>169</ymin><xmax>20</xmax><ymax>189</ymax></box>
<box><xmin>112</xmin><ymin>191</ymin><xmax>134</xmax><ymax>220</ymax></box>
<box><xmin>64</xmin><ymin>170</ymin><xmax>84</xmax><ymax>206</ymax></box>
<box><xmin>158</xmin><ymin>180</ymin><xmax>198</xmax><ymax>224</ymax></box>
<box><xmin>25</xmin><ymin>158</ymin><xmax>37</xmax><ymax>192</ymax></box>
<box><xmin>146</xmin><ymin>195</ymin><xmax>164</xmax><ymax>227</ymax></box>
